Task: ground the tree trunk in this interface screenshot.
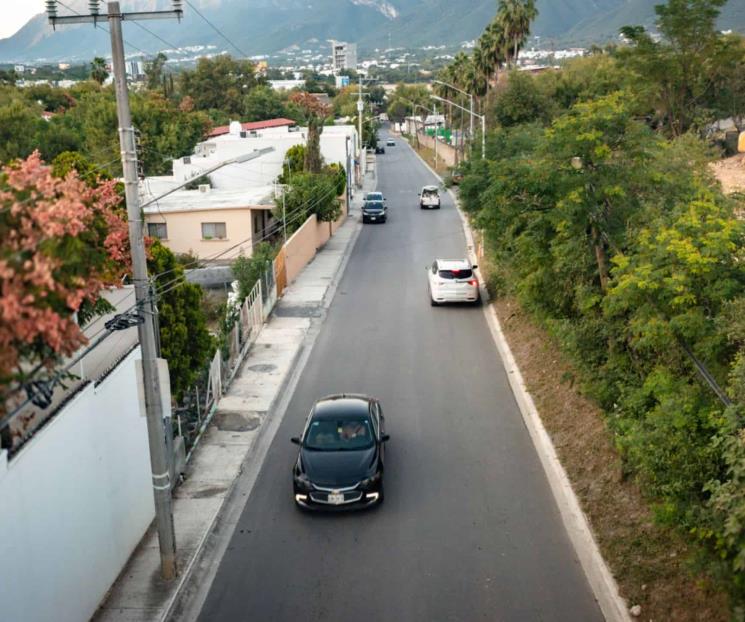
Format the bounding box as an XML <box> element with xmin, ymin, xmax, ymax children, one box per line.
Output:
<box><xmin>304</xmin><ymin>119</ymin><xmax>323</xmax><ymax>173</ymax></box>
<box><xmin>591</xmin><ymin>225</ymin><xmax>610</xmax><ymax>292</ymax></box>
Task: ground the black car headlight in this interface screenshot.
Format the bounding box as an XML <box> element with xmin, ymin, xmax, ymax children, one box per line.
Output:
<box><xmin>294</xmin><ymin>471</ymin><xmax>312</xmax><ymax>490</ymax></box>
<box><xmin>359</xmin><ymin>472</ymin><xmax>381</xmax><ymax>489</ymax></box>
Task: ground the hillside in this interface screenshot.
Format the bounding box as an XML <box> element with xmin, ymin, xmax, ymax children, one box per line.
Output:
<box><xmin>0</xmin><ymin>0</ymin><xmax>743</xmax><ymax>62</ymax></box>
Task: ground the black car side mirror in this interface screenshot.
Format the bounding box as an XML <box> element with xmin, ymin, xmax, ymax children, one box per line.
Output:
<box><xmin>472</xmin><ymin>264</ymin><xmax>478</xmax><ymax>270</ymax></box>
<box><xmin>380</xmin><ymin>434</ymin><xmax>390</xmax><ymax>442</ymax></box>
<box><xmin>290</xmin><ymin>436</ymin><xmax>301</xmax><ymax>445</ymax></box>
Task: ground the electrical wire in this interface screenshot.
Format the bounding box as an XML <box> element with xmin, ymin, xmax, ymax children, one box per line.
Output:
<box><xmin>183</xmin><ymin>0</ymin><xmax>249</xmax><ymax>58</ymax></box>
<box><xmin>56</xmin><ymin>0</ymin><xmax>157</xmax><ymax>60</ymax></box>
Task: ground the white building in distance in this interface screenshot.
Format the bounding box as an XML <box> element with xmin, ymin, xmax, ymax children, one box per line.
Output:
<box><xmin>331</xmin><ymin>41</ymin><xmax>357</xmax><ymax>74</ymax></box>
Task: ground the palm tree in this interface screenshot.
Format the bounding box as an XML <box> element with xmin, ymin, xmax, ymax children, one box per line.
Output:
<box><xmin>478</xmin><ymin>19</ymin><xmax>509</xmax><ymax>85</ymax></box>
<box><xmin>90</xmin><ymin>57</ymin><xmax>109</xmax><ymax>85</ymax></box>
<box><xmin>497</xmin><ymin>0</ymin><xmax>538</xmax><ymax>68</ymax></box>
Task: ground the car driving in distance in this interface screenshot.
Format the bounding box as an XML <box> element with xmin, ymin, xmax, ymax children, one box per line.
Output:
<box><xmin>419</xmin><ymin>185</ymin><xmax>440</xmax><ymax>209</ymax></box>
<box><xmin>386</xmin><ymin>139</ymin><xmax>396</xmax><ymax>146</ymax></box>
<box><xmin>427</xmin><ymin>258</ymin><xmax>480</xmax><ymax>305</ymax></box>
<box><xmin>362</xmin><ymin>193</ymin><xmax>387</xmax><ymax>223</ymax></box>
<box><xmin>292</xmin><ymin>394</ymin><xmax>389</xmax><ymax>510</ymax></box>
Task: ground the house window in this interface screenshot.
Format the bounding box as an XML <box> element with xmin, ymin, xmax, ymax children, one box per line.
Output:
<box><xmin>201</xmin><ymin>222</ymin><xmax>227</xmax><ymax>240</ymax></box>
<box><xmin>147</xmin><ymin>222</ymin><xmax>167</xmax><ymax>239</ymax></box>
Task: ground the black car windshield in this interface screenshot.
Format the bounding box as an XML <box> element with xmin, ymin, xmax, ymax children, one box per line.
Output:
<box><xmin>304</xmin><ymin>416</ymin><xmax>374</xmax><ymax>451</ymax></box>
<box><xmin>364</xmin><ymin>201</ymin><xmax>384</xmax><ymax>211</ymax></box>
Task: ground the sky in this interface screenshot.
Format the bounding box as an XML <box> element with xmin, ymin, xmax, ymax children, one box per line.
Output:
<box><xmin>0</xmin><ymin>1</ymin><xmax>45</xmax><ymax>39</ymax></box>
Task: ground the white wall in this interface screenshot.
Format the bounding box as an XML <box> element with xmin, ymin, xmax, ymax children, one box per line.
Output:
<box><xmin>0</xmin><ymin>348</ymin><xmax>154</xmax><ymax>622</ymax></box>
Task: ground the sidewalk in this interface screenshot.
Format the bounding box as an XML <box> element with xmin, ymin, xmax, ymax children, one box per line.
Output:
<box><xmin>93</xmin><ymin>170</ymin><xmax>375</xmax><ymax>622</ymax></box>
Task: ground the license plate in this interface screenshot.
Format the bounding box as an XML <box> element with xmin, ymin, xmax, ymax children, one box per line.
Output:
<box><xmin>370</xmin><ymin>216</ymin><xmax>376</xmax><ymax>220</ymax></box>
<box><xmin>328</xmin><ymin>493</ymin><xmax>344</xmax><ymax>505</ymax></box>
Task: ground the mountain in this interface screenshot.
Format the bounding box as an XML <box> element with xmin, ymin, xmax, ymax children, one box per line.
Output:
<box><xmin>0</xmin><ymin>0</ymin><xmax>743</xmax><ymax>63</ymax></box>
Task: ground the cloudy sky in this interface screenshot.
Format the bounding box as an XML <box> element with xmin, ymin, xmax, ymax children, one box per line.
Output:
<box><xmin>1</xmin><ymin>1</ymin><xmax>45</xmax><ymax>39</ymax></box>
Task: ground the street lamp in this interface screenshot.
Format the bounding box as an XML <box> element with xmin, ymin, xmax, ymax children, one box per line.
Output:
<box><xmin>433</xmin><ymin>79</ymin><xmax>474</xmax><ymax>142</ymax></box>
<box><xmin>431</xmin><ymin>94</ymin><xmax>485</xmax><ymax>159</ymax></box>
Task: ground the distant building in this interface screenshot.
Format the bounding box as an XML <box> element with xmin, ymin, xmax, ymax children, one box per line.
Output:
<box><xmin>125</xmin><ymin>60</ymin><xmax>144</xmax><ymax>80</ymax></box>
<box><xmin>13</xmin><ymin>65</ymin><xmax>24</xmax><ymax>74</ymax></box>
<box><xmin>58</xmin><ymin>62</ymin><xmax>71</xmax><ymax>70</ymax></box>
<box><xmin>335</xmin><ymin>75</ymin><xmax>350</xmax><ymax>89</ymax></box>
<box><xmin>269</xmin><ymin>79</ymin><xmax>305</xmax><ymax>91</ymax></box>
<box><xmin>331</xmin><ymin>41</ymin><xmax>357</xmax><ymax>74</ymax></box>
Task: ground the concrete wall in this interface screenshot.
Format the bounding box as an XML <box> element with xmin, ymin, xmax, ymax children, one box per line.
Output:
<box><xmin>285</xmin><ymin>214</ymin><xmax>318</xmax><ymax>284</ymax></box>
<box><xmin>0</xmin><ymin>349</ymin><xmax>154</xmax><ymax>622</ymax></box>
<box><xmin>145</xmin><ymin>207</ymin><xmax>255</xmax><ymax>259</ymax></box>
<box><xmin>417</xmin><ymin>133</ymin><xmax>458</xmax><ymax>167</ymax></box>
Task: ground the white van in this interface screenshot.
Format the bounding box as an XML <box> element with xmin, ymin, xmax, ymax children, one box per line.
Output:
<box><xmin>418</xmin><ymin>185</ymin><xmax>441</xmax><ymax>209</ymax></box>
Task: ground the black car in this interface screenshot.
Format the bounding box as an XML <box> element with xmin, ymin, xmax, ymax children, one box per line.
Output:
<box><xmin>361</xmin><ymin>199</ymin><xmax>387</xmax><ymax>223</ymax></box>
<box><xmin>375</xmin><ymin>145</ymin><xmax>386</xmax><ymax>154</ymax></box>
<box><xmin>292</xmin><ymin>394</ymin><xmax>389</xmax><ymax>510</ymax></box>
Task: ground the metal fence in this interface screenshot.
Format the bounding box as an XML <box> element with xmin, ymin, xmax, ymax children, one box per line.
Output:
<box><xmin>173</xmin><ymin>264</ymin><xmax>276</xmax><ymax>462</ymax></box>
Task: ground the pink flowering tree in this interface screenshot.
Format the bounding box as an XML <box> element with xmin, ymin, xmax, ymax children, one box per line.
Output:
<box><xmin>0</xmin><ymin>152</ymin><xmax>129</xmax><ymax>411</ymax></box>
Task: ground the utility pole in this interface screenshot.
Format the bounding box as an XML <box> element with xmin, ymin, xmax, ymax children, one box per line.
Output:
<box><xmin>47</xmin><ymin>0</ymin><xmax>183</xmax><ymax>581</ymax></box>
<box><xmin>357</xmin><ymin>75</ymin><xmax>364</xmax><ymax>187</ymax></box>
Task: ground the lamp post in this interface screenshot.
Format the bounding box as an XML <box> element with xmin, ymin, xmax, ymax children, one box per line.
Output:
<box><xmin>433</xmin><ymin>79</ymin><xmax>474</xmax><ymax>143</ymax></box>
<box><xmin>431</xmin><ymin>94</ymin><xmax>485</xmax><ymax>159</ymax></box>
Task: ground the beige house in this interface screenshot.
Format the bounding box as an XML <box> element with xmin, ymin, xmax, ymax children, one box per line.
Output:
<box><xmin>143</xmin><ymin>185</ymin><xmax>276</xmax><ymax>261</ymax></box>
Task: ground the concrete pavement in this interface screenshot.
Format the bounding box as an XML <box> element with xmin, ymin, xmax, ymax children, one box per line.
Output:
<box><xmin>193</xmin><ymin>132</ymin><xmax>604</xmax><ymax>622</ymax></box>
<box><xmin>92</xmin><ymin>169</ymin><xmax>374</xmax><ymax>622</ymax></box>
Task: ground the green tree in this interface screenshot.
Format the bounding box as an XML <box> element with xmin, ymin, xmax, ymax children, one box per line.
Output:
<box><xmin>618</xmin><ymin>0</ymin><xmax>732</xmax><ymax>136</ymax></box>
<box><xmin>497</xmin><ymin>0</ymin><xmax>538</xmax><ymax>67</ymax></box>
<box><xmin>278</xmin><ymin>144</ymin><xmax>305</xmax><ymax>184</ymax></box>
<box><xmin>148</xmin><ymin>241</ymin><xmax>214</xmax><ymax>401</ymax></box>
<box><xmin>275</xmin><ymin>171</ymin><xmax>341</xmax><ymax>232</ymax></box>
<box><xmin>289</xmin><ymin>92</ymin><xmax>330</xmax><ymax>174</ymax></box>
<box><xmin>90</xmin><ymin>57</ymin><xmax>108</xmax><ymax>85</ymax></box>
<box><xmin>232</xmin><ymin>242</ymin><xmax>276</xmax><ymax>300</ymax></box>
<box><xmin>178</xmin><ymin>55</ymin><xmax>261</xmax><ymax>116</ymax></box>
<box><xmin>243</xmin><ymin>85</ymin><xmax>286</xmax><ymax>121</ymax></box>
<box><xmin>0</xmin><ymin>99</ymin><xmax>43</xmax><ymax>163</ymax></box>
<box><xmin>492</xmin><ymin>71</ymin><xmax>553</xmax><ymax>126</ymax></box>
<box><xmin>144</xmin><ymin>52</ymin><xmax>168</xmax><ymax>92</ymax></box>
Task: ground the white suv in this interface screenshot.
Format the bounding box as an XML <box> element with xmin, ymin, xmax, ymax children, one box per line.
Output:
<box><xmin>418</xmin><ymin>185</ymin><xmax>440</xmax><ymax>209</ymax></box>
<box><xmin>427</xmin><ymin>259</ymin><xmax>480</xmax><ymax>306</ymax></box>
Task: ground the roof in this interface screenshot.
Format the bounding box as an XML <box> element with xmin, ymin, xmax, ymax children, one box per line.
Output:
<box><xmin>422</xmin><ymin>185</ymin><xmax>439</xmax><ymax>192</ymax></box>
<box><xmin>207</xmin><ymin>118</ymin><xmax>296</xmax><ymax>138</ymax></box>
<box><xmin>436</xmin><ymin>258</ymin><xmax>471</xmax><ymax>270</ymax></box>
<box><xmin>313</xmin><ymin>395</ymin><xmax>372</xmax><ymax>420</ymax></box>
<box><xmin>143</xmin><ymin>186</ymin><xmax>275</xmax><ymax>214</ymax></box>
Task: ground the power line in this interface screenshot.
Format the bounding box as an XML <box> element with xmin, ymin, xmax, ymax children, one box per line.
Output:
<box><xmin>56</xmin><ymin>1</ymin><xmax>156</xmax><ymax>60</ymax></box>
<box><xmin>183</xmin><ymin>0</ymin><xmax>249</xmax><ymax>58</ymax></box>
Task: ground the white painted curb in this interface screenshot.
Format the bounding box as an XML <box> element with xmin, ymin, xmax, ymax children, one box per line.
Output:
<box><xmin>410</xmin><ymin>142</ymin><xmax>631</xmax><ymax>622</ymax></box>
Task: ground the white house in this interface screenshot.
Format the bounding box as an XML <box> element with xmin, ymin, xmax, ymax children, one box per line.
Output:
<box><xmin>141</xmin><ymin>118</ymin><xmax>359</xmax><ymax>260</ymax></box>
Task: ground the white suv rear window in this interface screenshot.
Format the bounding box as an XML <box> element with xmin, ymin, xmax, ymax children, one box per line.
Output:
<box><xmin>438</xmin><ymin>269</ymin><xmax>473</xmax><ymax>280</ymax></box>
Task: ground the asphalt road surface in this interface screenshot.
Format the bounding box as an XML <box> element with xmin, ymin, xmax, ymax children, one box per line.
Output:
<box><xmin>197</xmin><ymin>132</ymin><xmax>603</xmax><ymax>622</ymax></box>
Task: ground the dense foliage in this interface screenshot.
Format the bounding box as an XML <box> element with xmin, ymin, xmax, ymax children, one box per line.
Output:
<box><xmin>148</xmin><ymin>242</ymin><xmax>214</xmax><ymax>402</ymax></box>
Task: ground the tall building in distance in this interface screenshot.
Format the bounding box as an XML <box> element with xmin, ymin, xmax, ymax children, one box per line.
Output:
<box><xmin>331</xmin><ymin>41</ymin><xmax>357</xmax><ymax>74</ymax></box>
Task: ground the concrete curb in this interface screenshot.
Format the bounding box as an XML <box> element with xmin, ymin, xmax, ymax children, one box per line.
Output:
<box><xmin>410</xmin><ymin>142</ymin><xmax>631</xmax><ymax>622</ymax></box>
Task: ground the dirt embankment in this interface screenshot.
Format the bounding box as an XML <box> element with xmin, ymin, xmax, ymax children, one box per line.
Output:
<box><xmin>711</xmin><ymin>154</ymin><xmax>745</xmax><ymax>195</ymax></box>
<box><xmin>492</xmin><ymin>295</ymin><xmax>730</xmax><ymax>622</ymax></box>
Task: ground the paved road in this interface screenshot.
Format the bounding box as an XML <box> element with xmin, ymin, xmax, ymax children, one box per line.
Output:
<box><xmin>197</xmin><ymin>132</ymin><xmax>603</xmax><ymax>622</ymax></box>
